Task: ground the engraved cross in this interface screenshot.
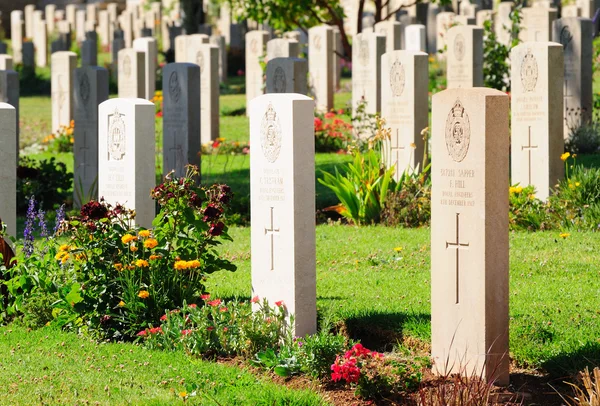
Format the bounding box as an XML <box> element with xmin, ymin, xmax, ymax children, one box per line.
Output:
<box><xmin>78</xmin><ymin>130</ymin><xmax>91</xmax><ymax>180</ymax></box>
<box><xmin>264</xmin><ymin>207</ymin><xmax>280</xmax><ymax>271</ymax></box>
<box><xmin>521</xmin><ymin>126</ymin><xmax>538</xmax><ymax>185</ymax></box>
<box><xmin>168</xmin><ymin>130</ymin><xmax>184</xmax><ymax>176</ymax></box>
<box><xmin>445</xmin><ymin>213</ymin><xmax>469</xmax><ymax>304</ymax></box>
<box><xmin>390</xmin><ymin>128</ymin><xmax>405</xmax><ymax>169</ymax></box>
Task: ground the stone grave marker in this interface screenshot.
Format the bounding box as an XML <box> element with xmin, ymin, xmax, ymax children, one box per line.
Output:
<box><xmin>267</xmin><ymin>38</ymin><xmax>299</xmax><ymax>60</ymax></box>
<box><xmin>133</xmin><ymin>37</ymin><xmax>158</xmax><ymax>100</ymax></box>
<box><xmin>121</xmin><ymin>11</ymin><xmax>133</xmax><ymax>48</ymax></box>
<box><xmin>431</xmin><ymin>87</ymin><xmax>510</xmax><ymax>386</ymax></box>
<box><xmin>374</xmin><ymin>21</ymin><xmax>402</xmax><ymax>55</ymax></box>
<box><xmin>118</xmin><ymin>48</ymin><xmax>146</xmax><ymax>98</ymax></box>
<box><xmin>98</xmin><ymin>10</ymin><xmax>110</xmax><ymax>47</ymax></box>
<box><xmin>0</xmin><ymin>56</ymin><xmax>13</xmax><ymax>71</ymax></box>
<box><xmin>0</xmin><ymin>103</ymin><xmax>16</xmax><ymax>237</ymax></box>
<box><xmin>210</xmin><ymin>35</ymin><xmax>228</xmax><ymax>83</ymax></box>
<box><xmin>22</xmin><ymin>42</ymin><xmax>35</xmax><ymax>68</ymax></box>
<box><xmin>250</xmin><ymin>93</ymin><xmax>317</xmax><ymax>337</ymax></box>
<box><xmin>0</xmin><ymin>69</ymin><xmax>19</xmax><ymax>156</ymax></box>
<box><xmin>33</xmin><ymin>13</ymin><xmax>47</xmax><ymax>68</ymax></box>
<box><xmin>190</xmin><ymin>44</ymin><xmax>220</xmax><ymax>144</ymax></box>
<box><xmin>51</xmin><ymin>51</ymin><xmax>77</xmax><ymax>133</ymax></box>
<box><xmin>333</xmin><ymin>27</ymin><xmax>343</xmax><ymax>91</ymax></box>
<box><xmin>495</xmin><ymin>2</ymin><xmax>513</xmax><ymax>47</ymax></box>
<box><xmin>162</xmin><ymin>63</ymin><xmax>201</xmax><ymax>178</ymax></box>
<box><xmin>427</xmin><ymin>3</ymin><xmax>441</xmax><ymax>54</ymax></box>
<box><xmin>308</xmin><ymin>25</ymin><xmax>333</xmax><ymax>111</ymax></box>
<box><xmin>266</xmin><ymin>58</ymin><xmax>308</xmax><ymax>94</ymax></box>
<box><xmin>174</xmin><ymin>35</ymin><xmax>188</xmax><ymax>62</ymax></box>
<box><xmin>45</xmin><ymin>4</ymin><xmax>56</xmax><ymax>34</ymax></box>
<box><xmin>436</xmin><ymin>12</ymin><xmax>456</xmax><ymax>59</ymax></box>
<box><xmin>65</xmin><ymin>5</ymin><xmax>76</xmax><ymax>31</ymax></box>
<box><xmin>24</xmin><ymin>4</ymin><xmax>35</xmax><ymax>39</ymax></box>
<box><xmin>446</xmin><ymin>25</ymin><xmax>483</xmax><ymax>88</ymax></box>
<box><xmin>11</xmin><ymin>11</ymin><xmax>23</xmax><ymax>64</ymax></box>
<box><xmin>520</xmin><ymin>7</ymin><xmax>557</xmax><ymax>42</ymax></box>
<box><xmin>76</xmin><ymin>10</ymin><xmax>86</xmax><ymax>42</ymax></box>
<box><xmin>82</xmin><ymin>35</ymin><xmax>98</xmax><ymax>66</ymax></box>
<box><xmin>381</xmin><ymin>50</ymin><xmax>428</xmax><ymax>179</ymax></box>
<box><xmin>511</xmin><ymin>42</ymin><xmax>564</xmax><ymax>200</ymax></box>
<box><xmin>405</xmin><ymin>24</ymin><xmax>427</xmax><ymax>52</ymax></box>
<box><xmin>73</xmin><ymin>66</ymin><xmax>109</xmax><ymax>207</ymax></box>
<box><xmin>0</xmin><ymin>43</ymin><xmax>6</xmax><ymax>55</ymax></box>
<box><xmin>98</xmin><ymin>98</ymin><xmax>156</xmax><ymax>228</ymax></box>
<box><xmin>552</xmin><ymin>18</ymin><xmax>593</xmax><ymax>139</ymax></box>
<box><xmin>476</xmin><ymin>10</ymin><xmax>493</xmax><ymax>27</ymax></box>
<box><xmin>245</xmin><ymin>31</ymin><xmax>270</xmax><ymax>116</ymax></box>
<box><xmin>352</xmin><ymin>32</ymin><xmax>386</xmax><ymax>116</ymax></box>
<box><xmin>562</xmin><ymin>5</ymin><xmax>581</xmax><ymax>17</ymax></box>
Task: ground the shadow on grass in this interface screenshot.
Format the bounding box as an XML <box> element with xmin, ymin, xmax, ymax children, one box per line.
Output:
<box><xmin>339</xmin><ymin>310</ymin><xmax>431</xmax><ymax>353</ymax></box>
<box><xmin>542</xmin><ymin>341</ymin><xmax>600</xmax><ymax>377</ymax></box>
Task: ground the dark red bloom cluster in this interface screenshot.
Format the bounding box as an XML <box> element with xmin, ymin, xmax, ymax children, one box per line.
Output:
<box><xmin>208</xmin><ymin>222</ymin><xmax>225</xmax><ymax>236</ymax></box>
<box><xmin>331</xmin><ymin>343</ymin><xmax>382</xmax><ymax>384</ymax></box>
<box><xmin>80</xmin><ymin>200</ymin><xmax>109</xmax><ymax>221</ymax></box>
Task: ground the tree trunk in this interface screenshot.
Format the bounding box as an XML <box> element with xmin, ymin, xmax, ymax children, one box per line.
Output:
<box><xmin>181</xmin><ymin>0</ymin><xmax>204</xmax><ymax>34</ymax></box>
<box><xmin>357</xmin><ymin>0</ymin><xmax>365</xmax><ymax>34</ymax></box>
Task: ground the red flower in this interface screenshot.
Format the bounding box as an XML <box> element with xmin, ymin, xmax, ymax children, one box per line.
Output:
<box><xmin>207</xmin><ymin>326</ymin><xmax>214</xmax><ymax>331</ymax></box>
<box><xmin>219</xmin><ymin>307</ymin><xmax>228</xmax><ymax>312</ymax></box>
<box><xmin>212</xmin><ymin>140</ymin><xmax>220</xmax><ymax>148</ymax></box>
<box><xmin>274</xmin><ymin>300</ymin><xmax>285</xmax><ymax>307</ymax></box>
<box><xmin>189</xmin><ymin>303</ymin><xmax>197</xmax><ymax>309</ymax></box>
<box><xmin>155</xmin><ymin>111</ymin><xmax>163</xmax><ymax>118</ymax></box>
<box><xmin>337</xmin><ymin>109</ymin><xmax>344</xmax><ymax>115</ymax></box>
<box><xmin>160</xmin><ymin>314</ymin><xmax>167</xmax><ymax>321</ymax></box>
<box><xmin>209</xmin><ymin>222</ymin><xmax>225</xmax><ymax>237</ymax></box>
<box><xmin>223</xmin><ymin>327</ymin><xmax>228</xmax><ymax>332</ymax></box>
<box><xmin>251</xmin><ymin>295</ymin><xmax>260</xmax><ymax>303</ymax></box>
<box><xmin>207</xmin><ymin>299</ymin><xmax>222</xmax><ymax>307</ymax></box>
<box><xmin>201</xmin><ymin>294</ymin><xmax>210</xmax><ymax>300</ymax></box>
<box><xmin>137</xmin><ymin>330</ymin><xmax>147</xmax><ymax>337</ymax></box>
<box><xmin>314</xmin><ymin>117</ymin><xmax>324</xmax><ymax>132</ymax></box>
<box><xmin>181</xmin><ymin>329</ymin><xmax>193</xmax><ymax>336</ymax></box>
<box><xmin>149</xmin><ymin>327</ymin><xmax>163</xmax><ymax>334</ymax></box>
<box><xmin>324</xmin><ymin>111</ymin><xmax>335</xmax><ymax>119</ymax></box>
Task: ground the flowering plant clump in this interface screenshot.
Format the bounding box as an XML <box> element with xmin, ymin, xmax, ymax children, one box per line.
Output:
<box><xmin>201</xmin><ymin>137</ymin><xmax>250</xmax><ymax>155</ymax></box>
<box><xmin>152</xmin><ymin>90</ymin><xmax>163</xmax><ymax>118</ymax></box>
<box><xmin>42</xmin><ymin>120</ymin><xmax>74</xmax><ymax>153</ymax></box>
<box><xmin>140</xmin><ymin>296</ymin><xmax>287</xmax><ymax>358</ymax></box>
<box><xmin>331</xmin><ymin>343</ymin><xmax>425</xmax><ymax>399</ymax></box>
<box><xmin>5</xmin><ymin>166</ymin><xmax>236</xmax><ymax>339</ymax></box>
<box><xmin>314</xmin><ymin>110</ymin><xmax>353</xmax><ymax>153</ymax></box>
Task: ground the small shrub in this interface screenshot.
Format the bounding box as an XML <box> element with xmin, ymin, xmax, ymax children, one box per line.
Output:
<box><xmin>42</xmin><ymin>120</ymin><xmax>75</xmax><ymax>153</ymax></box>
<box><xmin>382</xmin><ymin>168</ymin><xmax>432</xmax><ymax>228</ymax></box>
<box><xmin>314</xmin><ymin>110</ymin><xmax>352</xmax><ymax>153</ymax></box>
<box><xmin>17</xmin><ymin>157</ymin><xmax>73</xmax><ymax>213</ymax></box>
<box><xmin>294</xmin><ymin>330</ymin><xmax>348</xmax><ymax>379</ymax></box>
<box><xmin>565</xmin><ymin>120</ymin><xmax>600</xmax><ymax>154</ymax></box>
<box><xmin>509</xmin><ymin>185</ymin><xmax>556</xmax><ymax>231</ymax></box>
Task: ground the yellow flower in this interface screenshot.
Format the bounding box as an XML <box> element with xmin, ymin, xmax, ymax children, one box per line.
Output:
<box><xmin>561</xmin><ymin>152</ymin><xmax>570</xmax><ymax>161</ymax></box>
<box><xmin>126</xmin><ymin>265</ymin><xmax>135</xmax><ymax>270</ymax></box>
<box><xmin>139</xmin><ymin>230</ymin><xmax>151</xmax><ymax>238</ymax></box>
<box><xmin>121</xmin><ymin>234</ymin><xmax>137</xmax><ymax>244</ymax></box>
<box><xmin>136</xmin><ymin>259</ymin><xmax>149</xmax><ymax>268</ymax></box>
<box><xmin>59</xmin><ymin>244</ymin><xmax>70</xmax><ymax>252</ymax></box>
<box><xmin>118</xmin><ymin>301</ymin><xmax>125</xmax><ymax>307</ymax></box>
<box><xmin>55</xmin><ymin>251</ymin><xmax>67</xmax><ymax>260</ymax></box>
<box><xmin>66</xmin><ymin>128</ymin><xmax>74</xmax><ymax>136</ymax></box>
<box><xmin>69</xmin><ymin>120</ymin><xmax>75</xmax><ymax>128</ymax></box>
<box><xmin>179</xmin><ymin>391</ymin><xmax>187</xmax><ymax>398</ymax></box>
<box><xmin>149</xmin><ymin>254</ymin><xmax>162</xmax><ymax>261</ymax></box>
<box><xmin>130</xmin><ymin>244</ymin><xmax>138</xmax><ymax>252</ymax></box>
<box><xmin>187</xmin><ymin>259</ymin><xmax>201</xmax><ymax>269</ymax></box>
<box><xmin>410</xmin><ymin>143</ymin><xmax>416</xmax><ymax>149</ymax></box>
<box><xmin>575</xmin><ymin>182</ymin><xmax>581</xmax><ymax>187</ymax></box>
<box><xmin>393</xmin><ymin>246</ymin><xmax>403</xmax><ymax>252</ymax></box>
<box><xmin>174</xmin><ymin>260</ymin><xmax>188</xmax><ymax>270</ymax></box>
<box><xmin>114</xmin><ymin>263</ymin><xmax>123</xmax><ymax>271</ymax></box>
<box><xmin>559</xmin><ymin>232</ymin><xmax>570</xmax><ymax>239</ymax></box>
<box><xmin>144</xmin><ymin>238</ymin><xmax>158</xmax><ymax>249</ymax></box>
<box><xmin>509</xmin><ymin>186</ymin><xmax>523</xmax><ymax>194</ymax></box>
<box><xmin>138</xmin><ymin>290</ymin><xmax>150</xmax><ymax>299</ymax></box>
<box><xmin>61</xmin><ymin>254</ymin><xmax>70</xmax><ymax>264</ymax></box>
<box><xmin>528</xmin><ymin>194</ymin><xmax>536</xmax><ymax>200</ymax></box>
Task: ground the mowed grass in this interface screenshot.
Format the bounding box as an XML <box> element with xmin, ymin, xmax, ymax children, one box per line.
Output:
<box><xmin>209</xmin><ymin>226</ymin><xmax>600</xmax><ymax>376</ymax></box>
<box><xmin>0</xmin><ymin>326</ymin><xmax>326</xmax><ymax>406</ymax></box>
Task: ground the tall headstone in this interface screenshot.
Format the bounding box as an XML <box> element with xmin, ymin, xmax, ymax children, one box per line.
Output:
<box><xmin>577</xmin><ymin>0</ymin><xmax>600</xmax><ymax>19</ymax></box>
<box><xmin>10</xmin><ymin>11</ymin><xmax>23</xmax><ymax>64</ymax></box>
<box><xmin>427</xmin><ymin>3</ymin><xmax>441</xmax><ymax>54</ymax></box>
<box><xmin>446</xmin><ymin>26</ymin><xmax>484</xmax><ymax>88</ymax></box>
<box><xmin>45</xmin><ymin>4</ymin><xmax>56</xmax><ymax>34</ymax></box>
<box><xmin>308</xmin><ymin>25</ymin><xmax>334</xmax><ymax>112</ymax></box>
<box><xmin>552</xmin><ymin>18</ymin><xmax>593</xmax><ymax>138</ymax></box>
<box><xmin>51</xmin><ymin>52</ymin><xmax>77</xmax><ymax>133</ymax></box>
<box><xmin>431</xmin><ymin>87</ymin><xmax>510</xmax><ymax>387</ymax></box>
<box><xmin>0</xmin><ymin>70</ymin><xmax>19</xmax><ymax>155</ymax></box>
<box><xmin>187</xmin><ymin>44</ymin><xmax>220</xmax><ymax>144</ymax></box>
<box><xmin>436</xmin><ymin>12</ymin><xmax>456</xmax><ymax>59</ymax></box>
<box><xmin>245</xmin><ymin>31</ymin><xmax>270</xmax><ymax>116</ymax></box>
<box><xmin>73</xmin><ymin>67</ymin><xmax>109</xmax><ymax>207</ymax></box>
<box><xmin>98</xmin><ymin>10</ymin><xmax>110</xmax><ymax>47</ymax></box>
<box><xmin>24</xmin><ymin>4</ymin><xmax>35</xmax><ymax>40</ymax></box>
<box><xmin>510</xmin><ymin>42</ymin><xmax>564</xmax><ymax>201</ymax></box>
<box><xmin>381</xmin><ymin>50</ymin><xmax>428</xmax><ymax>179</ymax></box>
<box><xmin>174</xmin><ymin>34</ymin><xmax>188</xmax><ymax>62</ymax></box>
<box><xmin>82</xmin><ymin>37</ymin><xmax>98</xmax><ymax>66</ymax></box>
<box><xmin>33</xmin><ymin>13</ymin><xmax>47</xmax><ymax>68</ymax></box>
<box><xmin>76</xmin><ymin>10</ymin><xmax>86</xmax><ymax>42</ymax></box>
<box><xmin>118</xmin><ymin>49</ymin><xmax>146</xmax><ymax>98</ymax></box>
<box><xmin>250</xmin><ymin>93</ymin><xmax>317</xmax><ymax>337</ymax></box>
<box><xmin>210</xmin><ymin>35</ymin><xmax>228</xmax><ymax>83</ymax></box>
<box><xmin>332</xmin><ymin>27</ymin><xmax>343</xmax><ymax>91</ymax></box>
<box><xmin>133</xmin><ymin>37</ymin><xmax>158</xmax><ymax>100</ymax></box>
<box><xmin>66</xmin><ymin>5</ymin><xmax>77</xmax><ymax>32</ymax></box>
<box><xmin>476</xmin><ymin>10</ymin><xmax>493</xmax><ymax>27</ymax></box>
<box><xmin>98</xmin><ymin>98</ymin><xmax>156</xmax><ymax>228</ymax></box>
<box><xmin>162</xmin><ymin>63</ymin><xmax>201</xmax><ymax>178</ymax></box>
<box><xmin>495</xmin><ymin>2</ymin><xmax>514</xmax><ymax>47</ymax></box>
<box><xmin>121</xmin><ymin>11</ymin><xmax>134</xmax><ymax>48</ymax></box>
<box><xmin>352</xmin><ymin>32</ymin><xmax>386</xmax><ymax>115</ymax></box>
<box><xmin>405</xmin><ymin>24</ymin><xmax>427</xmax><ymax>52</ymax></box>
<box><xmin>0</xmin><ymin>103</ymin><xmax>16</xmax><ymax>237</ymax></box>
<box><xmin>374</xmin><ymin>21</ymin><xmax>402</xmax><ymax>55</ymax></box>
<box><xmin>266</xmin><ymin>58</ymin><xmax>308</xmax><ymax>94</ymax></box>
<box><xmin>0</xmin><ymin>56</ymin><xmax>13</xmax><ymax>71</ymax></box>
<box><xmin>520</xmin><ymin>7</ymin><xmax>557</xmax><ymax>42</ymax></box>
<box><xmin>266</xmin><ymin>38</ymin><xmax>299</xmax><ymax>59</ymax></box>
<box><xmin>22</xmin><ymin>42</ymin><xmax>34</xmax><ymax>68</ymax></box>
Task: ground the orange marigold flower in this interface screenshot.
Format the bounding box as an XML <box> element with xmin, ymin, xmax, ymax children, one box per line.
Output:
<box><xmin>139</xmin><ymin>230</ymin><xmax>151</xmax><ymax>238</ymax></box>
<box><xmin>121</xmin><ymin>234</ymin><xmax>137</xmax><ymax>244</ymax></box>
<box><xmin>135</xmin><ymin>259</ymin><xmax>149</xmax><ymax>268</ymax></box>
<box><xmin>114</xmin><ymin>263</ymin><xmax>123</xmax><ymax>271</ymax></box>
<box><xmin>187</xmin><ymin>259</ymin><xmax>201</xmax><ymax>269</ymax></box>
<box><xmin>126</xmin><ymin>265</ymin><xmax>136</xmax><ymax>270</ymax></box>
<box><xmin>149</xmin><ymin>254</ymin><xmax>162</xmax><ymax>261</ymax></box>
<box><xmin>118</xmin><ymin>301</ymin><xmax>125</xmax><ymax>307</ymax></box>
<box><xmin>174</xmin><ymin>260</ymin><xmax>187</xmax><ymax>270</ymax></box>
<box><xmin>138</xmin><ymin>290</ymin><xmax>150</xmax><ymax>299</ymax></box>
<box><xmin>130</xmin><ymin>244</ymin><xmax>138</xmax><ymax>252</ymax></box>
<box><xmin>143</xmin><ymin>238</ymin><xmax>158</xmax><ymax>249</ymax></box>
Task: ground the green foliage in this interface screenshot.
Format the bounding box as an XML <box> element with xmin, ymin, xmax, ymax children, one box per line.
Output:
<box><xmin>294</xmin><ymin>330</ymin><xmax>348</xmax><ymax>379</ymax></box>
<box><xmin>17</xmin><ymin>156</ymin><xmax>72</xmax><ymax>213</ymax></box>
<box><xmin>509</xmin><ymin>185</ymin><xmax>555</xmax><ymax>231</ymax></box>
<box><xmin>482</xmin><ymin>19</ymin><xmax>511</xmax><ymax>91</ymax></box>
<box><xmin>382</xmin><ymin>166</ymin><xmax>432</xmax><ymax>228</ymax></box>
<box><xmin>142</xmin><ymin>297</ymin><xmax>287</xmax><ymax>358</ymax></box>
<box><xmin>565</xmin><ymin>118</ymin><xmax>600</xmax><ymax>154</ymax></box>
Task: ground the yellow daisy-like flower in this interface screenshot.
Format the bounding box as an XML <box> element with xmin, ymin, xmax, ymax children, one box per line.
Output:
<box><xmin>149</xmin><ymin>254</ymin><xmax>162</xmax><ymax>261</ymax></box>
<box><xmin>187</xmin><ymin>259</ymin><xmax>201</xmax><ymax>269</ymax></box>
<box><xmin>138</xmin><ymin>290</ymin><xmax>150</xmax><ymax>299</ymax></box>
<box><xmin>143</xmin><ymin>238</ymin><xmax>158</xmax><ymax>249</ymax></box>
<box><xmin>174</xmin><ymin>260</ymin><xmax>188</xmax><ymax>270</ymax></box>
<box><xmin>55</xmin><ymin>251</ymin><xmax>67</xmax><ymax>260</ymax></box>
<box><xmin>61</xmin><ymin>254</ymin><xmax>70</xmax><ymax>264</ymax></box>
<box><xmin>559</xmin><ymin>232</ymin><xmax>570</xmax><ymax>239</ymax></box>
<box><xmin>179</xmin><ymin>391</ymin><xmax>187</xmax><ymax>398</ymax></box>
<box><xmin>136</xmin><ymin>259</ymin><xmax>149</xmax><ymax>268</ymax></box>
<box><xmin>561</xmin><ymin>152</ymin><xmax>570</xmax><ymax>161</ymax></box>
<box><xmin>575</xmin><ymin>182</ymin><xmax>581</xmax><ymax>187</ymax></box>
<box><xmin>393</xmin><ymin>246</ymin><xmax>403</xmax><ymax>252</ymax></box>
<box><xmin>121</xmin><ymin>234</ymin><xmax>137</xmax><ymax>244</ymax></box>
<box><xmin>118</xmin><ymin>301</ymin><xmax>125</xmax><ymax>307</ymax></box>
<box><xmin>59</xmin><ymin>244</ymin><xmax>70</xmax><ymax>252</ymax></box>
<box><xmin>139</xmin><ymin>230</ymin><xmax>151</xmax><ymax>238</ymax></box>
<box><xmin>130</xmin><ymin>244</ymin><xmax>138</xmax><ymax>252</ymax></box>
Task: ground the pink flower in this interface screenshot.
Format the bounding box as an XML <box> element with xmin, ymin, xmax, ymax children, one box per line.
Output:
<box><xmin>324</xmin><ymin>111</ymin><xmax>335</xmax><ymax>119</ymax></box>
<box><xmin>200</xmin><ymin>294</ymin><xmax>210</xmax><ymax>300</ymax></box>
<box><xmin>274</xmin><ymin>300</ymin><xmax>285</xmax><ymax>307</ymax></box>
<box><xmin>149</xmin><ymin>327</ymin><xmax>162</xmax><ymax>335</ymax></box>
<box><xmin>137</xmin><ymin>330</ymin><xmax>147</xmax><ymax>337</ymax></box>
<box><xmin>207</xmin><ymin>326</ymin><xmax>214</xmax><ymax>331</ymax></box>
<box><xmin>181</xmin><ymin>329</ymin><xmax>193</xmax><ymax>336</ymax></box>
<box><xmin>251</xmin><ymin>295</ymin><xmax>260</xmax><ymax>303</ymax></box>
<box><xmin>223</xmin><ymin>327</ymin><xmax>228</xmax><ymax>332</ymax></box>
<box><xmin>189</xmin><ymin>303</ymin><xmax>197</xmax><ymax>309</ymax></box>
<box><xmin>160</xmin><ymin>314</ymin><xmax>167</xmax><ymax>321</ymax></box>
<box><xmin>207</xmin><ymin>299</ymin><xmax>222</xmax><ymax>307</ymax></box>
<box><xmin>237</xmin><ymin>69</ymin><xmax>244</xmax><ymax>76</ymax></box>
<box><xmin>219</xmin><ymin>307</ymin><xmax>228</xmax><ymax>312</ymax></box>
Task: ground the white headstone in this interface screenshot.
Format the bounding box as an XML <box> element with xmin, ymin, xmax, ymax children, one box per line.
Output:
<box><xmin>308</xmin><ymin>25</ymin><xmax>334</xmax><ymax>112</ymax></box>
<box><xmin>446</xmin><ymin>25</ymin><xmax>484</xmax><ymax>88</ymax></box>
<box><xmin>133</xmin><ymin>37</ymin><xmax>158</xmax><ymax>99</ymax></box>
<box><xmin>51</xmin><ymin>51</ymin><xmax>77</xmax><ymax>133</ymax></box>
<box><xmin>405</xmin><ymin>24</ymin><xmax>427</xmax><ymax>52</ymax></box>
<box><xmin>10</xmin><ymin>11</ymin><xmax>23</xmax><ymax>64</ymax></box>
<box><xmin>267</xmin><ymin>38</ymin><xmax>299</xmax><ymax>60</ymax></box>
<box><xmin>0</xmin><ymin>103</ymin><xmax>16</xmax><ymax>237</ymax></box>
<box><xmin>245</xmin><ymin>31</ymin><xmax>270</xmax><ymax>116</ymax></box>
<box><xmin>118</xmin><ymin>48</ymin><xmax>146</xmax><ymax>98</ymax></box>
<box><xmin>352</xmin><ymin>32</ymin><xmax>386</xmax><ymax>115</ymax></box>
<box><xmin>187</xmin><ymin>44</ymin><xmax>220</xmax><ymax>144</ymax></box>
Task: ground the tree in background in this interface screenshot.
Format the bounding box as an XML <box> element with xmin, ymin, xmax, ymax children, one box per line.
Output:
<box><xmin>181</xmin><ymin>0</ymin><xmax>206</xmax><ymax>34</ymax></box>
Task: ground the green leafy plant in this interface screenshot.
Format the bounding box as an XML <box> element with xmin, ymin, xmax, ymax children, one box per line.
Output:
<box><xmin>17</xmin><ymin>157</ymin><xmax>73</xmax><ymax>213</ymax></box>
<box><xmin>314</xmin><ymin>110</ymin><xmax>353</xmax><ymax>153</ymax></box>
<box><xmin>565</xmin><ymin>116</ymin><xmax>600</xmax><ymax>154</ymax></box>
<box><xmin>482</xmin><ymin>19</ymin><xmax>511</xmax><ymax>92</ymax></box>
<box><xmin>42</xmin><ymin>120</ymin><xmax>74</xmax><ymax>153</ymax></box>
<box><xmin>294</xmin><ymin>330</ymin><xmax>349</xmax><ymax>379</ymax></box>
<box><xmin>509</xmin><ymin>185</ymin><xmax>555</xmax><ymax>231</ymax></box>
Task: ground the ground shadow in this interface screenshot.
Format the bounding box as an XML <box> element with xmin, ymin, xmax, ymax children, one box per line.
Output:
<box><xmin>542</xmin><ymin>341</ymin><xmax>600</xmax><ymax>378</ymax></box>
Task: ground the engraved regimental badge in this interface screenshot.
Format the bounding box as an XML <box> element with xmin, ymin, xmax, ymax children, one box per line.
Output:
<box><xmin>123</xmin><ymin>55</ymin><xmax>132</xmax><ymax>77</ymax></box>
<box><xmin>390</xmin><ymin>59</ymin><xmax>405</xmax><ymax>97</ymax></box>
<box><xmin>196</xmin><ymin>51</ymin><xmax>205</xmax><ymax>74</ymax></box>
<box><xmin>520</xmin><ymin>49</ymin><xmax>538</xmax><ymax>93</ymax></box>
<box><xmin>454</xmin><ymin>34</ymin><xmax>465</xmax><ymax>62</ymax></box>
<box><xmin>79</xmin><ymin>72</ymin><xmax>90</xmax><ymax>105</ymax></box>
<box><xmin>260</xmin><ymin>103</ymin><xmax>282</xmax><ymax>163</ymax></box>
<box><xmin>108</xmin><ymin>108</ymin><xmax>126</xmax><ymax>161</ymax></box>
<box><xmin>272</xmin><ymin>67</ymin><xmax>286</xmax><ymax>93</ymax></box>
<box><xmin>445</xmin><ymin>99</ymin><xmax>471</xmax><ymax>162</ymax></box>
<box><xmin>358</xmin><ymin>39</ymin><xmax>370</xmax><ymax>67</ymax></box>
<box><xmin>168</xmin><ymin>71</ymin><xmax>181</xmax><ymax>104</ymax></box>
<box><xmin>313</xmin><ymin>34</ymin><xmax>322</xmax><ymax>51</ymax></box>
<box><xmin>250</xmin><ymin>39</ymin><xmax>259</xmax><ymax>55</ymax></box>
<box><xmin>560</xmin><ymin>26</ymin><xmax>573</xmax><ymax>53</ymax></box>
